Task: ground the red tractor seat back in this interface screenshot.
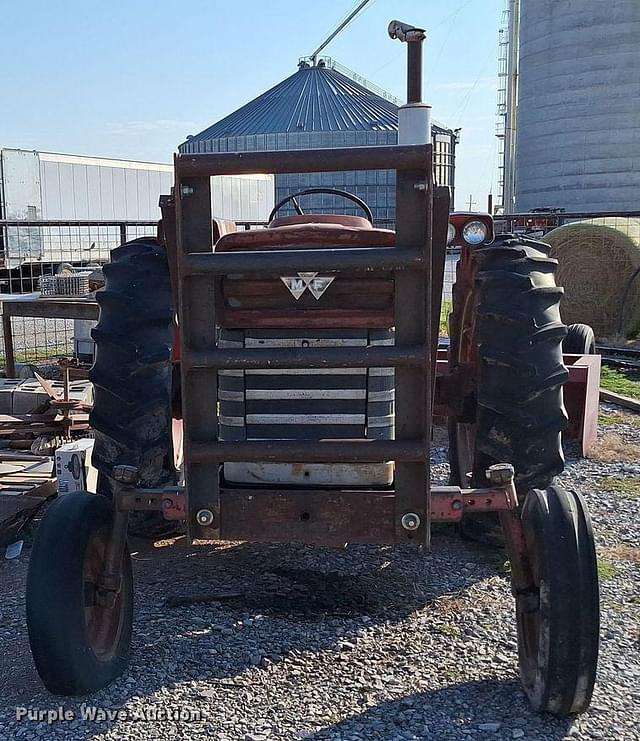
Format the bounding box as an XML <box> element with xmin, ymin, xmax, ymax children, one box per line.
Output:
<box><xmin>269</xmin><ymin>214</ymin><xmax>373</xmax><ymax>229</ymax></box>
<box><xmin>212</xmin><ymin>218</ymin><xmax>238</xmax><ymax>242</ymax></box>
<box><xmin>215</xmin><ymin>217</ymin><xmax>395</xmax><ymax>252</ymax></box>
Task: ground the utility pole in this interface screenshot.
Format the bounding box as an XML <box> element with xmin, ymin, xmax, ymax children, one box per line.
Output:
<box><xmin>466</xmin><ymin>194</ymin><xmax>476</xmax><ymax>211</ymax></box>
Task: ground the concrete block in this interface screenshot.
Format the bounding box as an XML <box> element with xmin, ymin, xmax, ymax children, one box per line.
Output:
<box><xmin>0</xmin><ymin>379</ymin><xmax>24</xmax><ymax>414</ymax></box>
<box><xmin>12</xmin><ymin>379</ymin><xmax>93</xmax><ymax>414</ymax></box>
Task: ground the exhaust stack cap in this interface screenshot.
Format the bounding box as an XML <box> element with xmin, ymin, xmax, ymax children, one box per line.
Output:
<box><xmin>388</xmin><ymin>20</ymin><xmax>426</xmax><ymax>43</ymax></box>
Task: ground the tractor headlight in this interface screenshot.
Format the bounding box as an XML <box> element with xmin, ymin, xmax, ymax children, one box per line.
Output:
<box><xmin>447</xmin><ymin>223</ymin><xmax>456</xmax><ymax>246</ymax></box>
<box><xmin>462</xmin><ymin>220</ymin><xmax>488</xmax><ymax>245</ymax></box>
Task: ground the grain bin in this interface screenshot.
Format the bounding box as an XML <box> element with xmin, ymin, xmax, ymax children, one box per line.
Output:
<box><xmin>514</xmin><ymin>0</ymin><xmax>640</xmax><ymax>212</ymax></box>
<box><xmin>179</xmin><ymin>59</ymin><xmax>457</xmax><ymax>222</ymax></box>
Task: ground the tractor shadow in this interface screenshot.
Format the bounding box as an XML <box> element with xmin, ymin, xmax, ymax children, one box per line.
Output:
<box><xmin>0</xmin><ymin>442</ymin><xmax>529</xmax><ymax>734</ymax></box>
<box><xmin>300</xmin><ymin>680</ymin><xmax>574</xmax><ymax>740</ymax></box>
<box><xmin>1</xmin><ymin>531</ymin><xmax>574</xmax><ymax>741</ymax></box>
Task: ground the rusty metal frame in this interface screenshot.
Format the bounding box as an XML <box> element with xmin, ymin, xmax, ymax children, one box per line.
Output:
<box><xmin>117</xmin><ymin>483</ymin><xmax>518</xmax><ymax>547</ymax></box>
<box><xmin>173</xmin><ymin>144</ymin><xmax>435</xmax><ymax>545</ymax></box>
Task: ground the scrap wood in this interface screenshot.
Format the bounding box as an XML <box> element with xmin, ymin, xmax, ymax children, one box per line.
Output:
<box><xmin>0</xmin><ymin>477</ymin><xmax>56</xmax><ymax>498</ymax></box>
<box><xmin>50</xmin><ymin>399</ymin><xmax>92</xmax><ymax>412</ymax></box>
<box><xmin>33</xmin><ymin>370</ymin><xmax>92</xmax><ymax>414</ymax></box>
<box><xmin>0</xmin><ymin>411</ymin><xmax>90</xmax><ymax>438</ymax></box>
<box><xmin>0</xmin><ymin>413</ymin><xmax>59</xmax><ymax>423</ymax></box>
<box><xmin>0</xmin><ymin>452</ymin><xmax>51</xmax><ymax>462</ymax></box>
<box><xmin>33</xmin><ymin>372</ymin><xmax>60</xmax><ymax>400</ymax></box>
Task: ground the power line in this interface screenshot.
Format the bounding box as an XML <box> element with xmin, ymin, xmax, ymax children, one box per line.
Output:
<box><xmin>430</xmin><ymin>0</ymin><xmax>477</xmax><ymax>79</ymax></box>
<box><xmin>450</xmin><ymin>45</ymin><xmax>495</xmax><ymax>122</ymax></box>
<box><xmin>309</xmin><ymin>0</ymin><xmax>376</xmax><ymax>63</ymax></box>
<box><xmin>370</xmin><ymin>0</ymin><xmax>477</xmax><ymax>84</ymax></box>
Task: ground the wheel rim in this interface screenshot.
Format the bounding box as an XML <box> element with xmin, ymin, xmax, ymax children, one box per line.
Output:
<box><xmin>83</xmin><ymin>532</ymin><xmax>126</xmax><ymax>662</ymax></box>
<box><xmin>516</xmin><ymin>512</ymin><xmax>545</xmax><ymax>701</ymax></box>
<box><xmin>517</xmin><ymin>589</ymin><xmax>543</xmax><ymax>691</ymax></box>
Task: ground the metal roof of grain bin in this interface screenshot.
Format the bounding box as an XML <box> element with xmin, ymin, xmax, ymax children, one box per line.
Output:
<box><xmin>180</xmin><ymin>60</ymin><xmax>457</xmax><ymax>220</ymax></box>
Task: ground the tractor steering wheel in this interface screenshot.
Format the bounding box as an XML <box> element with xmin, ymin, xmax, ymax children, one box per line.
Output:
<box><xmin>268</xmin><ymin>188</ymin><xmax>374</xmax><ymax>224</ymax></box>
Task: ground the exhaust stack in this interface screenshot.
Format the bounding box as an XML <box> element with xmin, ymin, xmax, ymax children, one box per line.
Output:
<box><xmin>388</xmin><ymin>20</ymin><xmax>431</xmax><ymax>145</ymax></box>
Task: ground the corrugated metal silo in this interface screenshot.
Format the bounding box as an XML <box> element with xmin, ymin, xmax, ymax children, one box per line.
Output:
<box><xmin>514</xmin><ymin>0</ymin><xmax>640</xmax><ymax>212</ymax></box>
<box><xmin>180</xmin><ymin>59</ymin><xmax>457</xmax><ymax>222</ymax></box>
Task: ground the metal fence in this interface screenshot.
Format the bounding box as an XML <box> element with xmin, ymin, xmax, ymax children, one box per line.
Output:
<box><xmin>2</xmin><ymin>211</ymin><xmax>636</xmax><ymax>371</ymax></box>
<box><xmin>496</xmin><ymin>209</ymin><xmax>640</xmax><ymax>236</ymax></box>
<box><xmin>0</xmin><ymin>220</ymin><xmax>158</xmax><ymax>367</ymax></box>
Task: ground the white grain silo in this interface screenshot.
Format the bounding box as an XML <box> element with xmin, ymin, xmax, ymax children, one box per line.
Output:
<box><xmin>506</xmin><ymin>0</ymin><xmax>640</xmax><ymax>212</ymax></box>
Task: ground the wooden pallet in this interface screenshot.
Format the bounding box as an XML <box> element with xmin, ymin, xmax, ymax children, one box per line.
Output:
<box><xmin>0</xmin><ymin>454</ymin><xmax>56</xmax><ymax>521</ymax></box>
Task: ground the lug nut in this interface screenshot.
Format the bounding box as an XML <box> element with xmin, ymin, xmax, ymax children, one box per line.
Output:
<box><xmin>196</xmin><ymin>509</ymin><xmax>214</xmax><ymax>527</ymax></box>
<box><xmin>401</xmin><ymin>512</ymin><xmax>421</xmax><ymax>531</ymax></box>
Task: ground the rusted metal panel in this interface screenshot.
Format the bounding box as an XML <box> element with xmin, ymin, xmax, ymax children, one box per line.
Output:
<box><xmin>175</xmin><ymin>172</ymin><xmax>221</xmax><ymax>539</ymax></box>
<box><xmin>223</xmin><ymin>462</ymin><xmax>394</xmax><ymax>487</ymax></box>
<box><xmin>393</xmin><ymin>163</ymin><xmax>432</xmax><ymax>546</ymax></box>
<box><xmin>2</xmin><ymin>297</ymin><xmax>99</xmax><ymax>321</ymax></box>
<box><xmin>430</xmin><ymin>486</ymin><xmax>517</xmax><ymax>521</ymax></box>
<box><xmin>191</xmin><ymin>439</ymin><xmax>426</xmax><ymax>464</ymax></box>
<box><xmin>216</xmin><ymin>484</ymin><xmax>516</xmax><ymax>545</ymax></box>
<box><xmin>563</xmin><ymin>353</ymin><xmax>602</xmax><ymax>455</ymax></box>
<box><xmin>175</xmin><ymin>143</ymin><xmax>436</xmax><ymax>545</ymax></box>
<box><xmin>219</xmin><ymin>488</ymin><xmax>396</xmax><ymax>545</ymax></box>
<box><xmin>183</xmin><ymin>345</ymin><xmax>428</xmax><ymax>370</ymax></box>
<box><xmin>217</xmin><ymin>274</ymin><xmax>394</xmax><ymax>329</ymax></box>
<box><xmin>175</xmin><ymin>145</ymin><xmax>431</xmax><ymax>178</ymax></box>
<box><xmin>186</xmin><ymin>246</ymin><xmax>425</xmax><ymax>275</ymax></box>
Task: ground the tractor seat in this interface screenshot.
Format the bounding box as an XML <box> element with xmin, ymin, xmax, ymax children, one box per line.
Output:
<box><xmin>215</xmin><ymin>213</ymin><xmax>395</xmax><ymax>251</ymax></box>
<box><xmin>269</xmin><ymin>214</ymin><xmax>372</xmax><ymax>229</ymax></box>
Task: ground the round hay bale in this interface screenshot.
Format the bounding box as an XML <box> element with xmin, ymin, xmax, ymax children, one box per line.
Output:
<box><xmin>543</xmin><ymin>219</ymin><xmax>640</xmax><ymax>338</ymax></box>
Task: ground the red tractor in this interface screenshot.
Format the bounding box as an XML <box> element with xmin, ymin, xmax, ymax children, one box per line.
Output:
<box><xmin>26</xmin><ymin>21</ymin><xmax>599</xmax><ymax>716</ymax></box>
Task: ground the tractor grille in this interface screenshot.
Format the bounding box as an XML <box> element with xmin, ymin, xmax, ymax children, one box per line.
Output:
<box><xmin>218</xmin><ymin>329</ymin><xmax>394</xmax><ymax>443</ymax></box>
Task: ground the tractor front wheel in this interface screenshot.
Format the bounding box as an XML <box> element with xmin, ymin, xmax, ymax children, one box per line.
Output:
<box><xmin>517</xmin><ymin>484</ymin><xmax>599</xmax><ymax>715</ymax></box>
<box><xmin>26</xmin><ymin>493</ymin><xmax>133</xmax><ymax>695</ymax></box>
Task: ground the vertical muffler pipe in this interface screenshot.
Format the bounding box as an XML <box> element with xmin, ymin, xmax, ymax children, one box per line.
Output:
<box><xmin>388</xmin><ymin>20</ymin><xmax>431</xmax><ymax>145</ymax></box>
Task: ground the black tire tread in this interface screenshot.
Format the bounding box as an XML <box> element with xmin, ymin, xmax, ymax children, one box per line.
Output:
<box><xmin>26</xmin><ymin>493</ymin><xmax>133</xmax><ymax>695</ymax></box>
<box><xmin>89</xmin><ymin>238</ymin><xmax>174</xmax><ymax>491</ymax></box>
<box><xmin>563</xmin><ymin>323</ymin><xmax>596</xmax><ymax>355</ymax></box>
<box><xmin>518</xmin><ymin>485</ymin><xmax>599</xmax><ymax>715</ymax></box>
<box><xmin>472</xmin><ymin>236</ymin><xmax>567</xmax><ymax>490</ymax></box>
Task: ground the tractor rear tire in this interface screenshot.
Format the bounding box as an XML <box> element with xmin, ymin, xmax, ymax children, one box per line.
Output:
<box><xmin>563</xmin><ymin>323</ymin><xmax>596</xmax><ymax>355</ymax></box>
<box><xmin>26</xmin><ymin>492</ymin><xmax>133</xmax><ymax>695</ymax></box>
<box><xmin>89</xmin><ymin>238</ymin><xmax>175</xmax><ymax>536</ymax></box>
<box><xmin>448</xmin><ymin>235</ymin><xmax>569</xmax><ymax>542</ymax></box>
<box><xmin>517</xmin><ymin>485</ymin><xmax>599</xmax><ymax>715</ymax></box>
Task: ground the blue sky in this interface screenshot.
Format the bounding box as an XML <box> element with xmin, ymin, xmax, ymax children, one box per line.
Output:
<box><xmin>1</xmin><ymin>0</ymin><xmax>503</xmax><ymax>208</ymax></box>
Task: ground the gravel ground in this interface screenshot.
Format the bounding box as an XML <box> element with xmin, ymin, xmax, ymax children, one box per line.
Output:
<box><xmin>0</xmin><ymin>406</ymin><xmax>638</xmax><ymax>741</ymax></box>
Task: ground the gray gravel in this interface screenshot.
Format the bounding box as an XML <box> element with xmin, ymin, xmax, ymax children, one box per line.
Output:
<box><xmin>0</xmin><ymin>406</ymin><xmax>638</xmax><ymax>740</ymax></box>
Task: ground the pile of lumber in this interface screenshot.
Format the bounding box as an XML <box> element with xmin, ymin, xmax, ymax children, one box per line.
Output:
<box><xmin>0</xmin><ymin>411</ymin><xmax>90</xmax><ymax>449</ymax></box>
<box><xmin>0</xmin><ymin>453</ymin><xmax>56</xmax><ymax>548</ymax></box>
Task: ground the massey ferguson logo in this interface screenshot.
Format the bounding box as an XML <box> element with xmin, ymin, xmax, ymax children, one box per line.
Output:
<box><xmin>280</xmin><ymin>272</ymin><xmax>335</xmax><ymax>300</ymax></box>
